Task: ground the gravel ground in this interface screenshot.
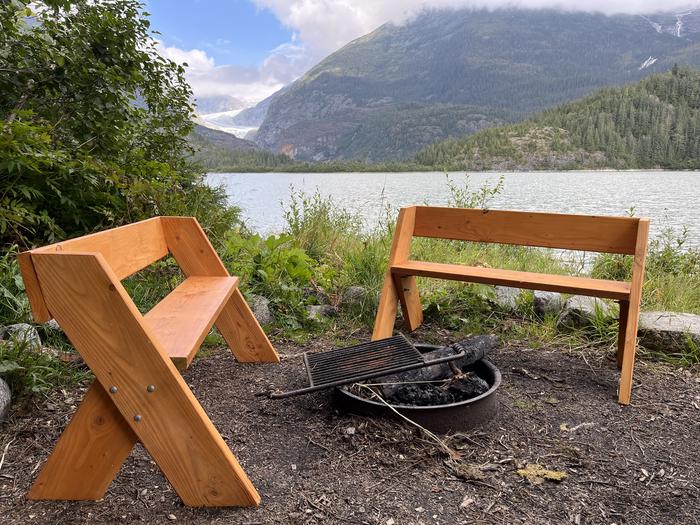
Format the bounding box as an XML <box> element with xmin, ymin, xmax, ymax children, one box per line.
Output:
<box><xmin>1</xmin><ymin>326</ymin><xmax>699</xmax><ymax>524</ymax></box>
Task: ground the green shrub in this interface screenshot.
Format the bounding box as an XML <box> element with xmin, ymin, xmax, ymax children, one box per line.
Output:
<box><xmin>222</xmin><ymin>233</ymin><xmax>316</xmax><ymax>329</ymax></box>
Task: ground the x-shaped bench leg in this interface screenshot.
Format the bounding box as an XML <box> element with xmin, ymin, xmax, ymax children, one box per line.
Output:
<box><xmin>29</xmin><ymin>381</ymin><xmax>137</xmax><ymax>500</ymax></box>
<box><xmin>30</xmin><ymin>252</ymin><xmax>261</xmax><ymax>506</ymax></box>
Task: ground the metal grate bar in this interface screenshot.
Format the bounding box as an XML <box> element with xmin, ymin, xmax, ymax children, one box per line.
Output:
<box><xmin>269</xmin><ymin>335</ymin><xmax>466</xmax><ymax>399</ymax></box>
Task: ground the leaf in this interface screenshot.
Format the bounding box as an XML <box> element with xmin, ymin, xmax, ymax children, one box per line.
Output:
<box><xmin>0</xmin><ymin>360</ymin><xmax>24</xmax><ymax>374</ymax></box>
<box><xmin>517</xmin><ymin>464</ymin><xmax>568</xmax><ymax>485</ymax></box>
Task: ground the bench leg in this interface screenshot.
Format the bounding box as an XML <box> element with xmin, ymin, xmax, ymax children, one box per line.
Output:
<box><xmin>216</xmin><ymin>289</ymin><xmax>279</xmax><ymax>363</ymax></box>
<box><xmin>618</xmin><ymin>298</ymin><xmax>641</xmax><ymax>405</ymax></box>
<box><xmin>372</xmin><ymin>274</ymin><xmax>399</xmax><ymax>340</ymax></box>
<box><xmin>32</xmin><ymin>252</ymin><xmax>262</xmax><ymax>507</ymax></box>
<box><xmin>617</xmin><ymin>300</ymin><xmax>629</xmax><ymax>370</ymax></box>
<box><xmin>29</xmin><ymin>382</ymin><xmax>137</xmax><ymax>500</ymax></box>
<box><xmin>393</xmin><ymin>274</ymin><xmax>424</xmax><ymax>332</ymax></box>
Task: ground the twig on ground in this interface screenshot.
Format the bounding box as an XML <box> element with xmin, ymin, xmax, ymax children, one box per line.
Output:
<box><xmin>0</xmin><ymin>440</ymin><xmax>14</xmax><ymax>475</ymax></box>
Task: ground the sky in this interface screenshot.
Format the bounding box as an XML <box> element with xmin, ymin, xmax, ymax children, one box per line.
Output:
<box><xmin>146</xmin><ymin>0</ymin><xmax>697</xmax><ymax>109</ymax></box>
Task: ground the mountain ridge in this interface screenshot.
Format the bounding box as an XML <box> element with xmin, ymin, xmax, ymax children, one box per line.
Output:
<box><xmin>253</xmin><ymin>6</ymin><xmax>700</xmax><ymax>162</ymax></box>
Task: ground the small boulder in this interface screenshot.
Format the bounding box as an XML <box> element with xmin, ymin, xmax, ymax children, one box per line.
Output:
<box><xmin>0</xmin><ymin>378</ymin><xmax>10</xmax><ymax>422</ymax></box>
<box><xmin>0</xmin><ymin>323</ymin><xmax>41</xmax><ymax>349</ymax></box>
<box><xmin>533</xmin><ymin>291</ymin><xmax>564</xmax><ymax>317</ymax></box>
<box><xmin>492</xmin><ymin>286</ymin><xmax>522</xmax><ymax>311</ymax></box>
<box><xmin>248</xmin><ymin>295</ymin><xmax>272</xmax><ymax>325</ymax></box>
<box><xmin>342</xmin><ymin>286</ymin><xmax>367</xmax><ymax>305</ymax></box>
<box><xmin>638</xmin><ymin>312</ymin><xmax>700</xmax><ymax>354</ymax></box>
<box><xmin>45</xmin><ymin>319</ymin><xmax>61</xmax><ymax>331</ymax></box>
<box><xmin>305</xmin><ymin>304</ymin><xmax>337</xmax><ymax>321</ymax></box>
<box><xmin>557</xmin><ymin>296</ymin><xmax>612</xmax><ymax>329</ymax></box>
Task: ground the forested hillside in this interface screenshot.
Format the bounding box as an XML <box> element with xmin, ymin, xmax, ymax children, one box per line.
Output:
<box><xmin>254</xmin><ymin>7</ymin><xmax>700</xmax><ymax>162</ymax></box>
<box><xmin>415</xmin><ymin>67</ymin><xmax>700</xmax><ymax>171</ymax></box>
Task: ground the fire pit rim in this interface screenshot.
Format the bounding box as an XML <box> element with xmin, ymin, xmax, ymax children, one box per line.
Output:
<box><xmin>335</xmin><ymin>343</ymin><xmax>501</xmax><ymax>410</ymax></box>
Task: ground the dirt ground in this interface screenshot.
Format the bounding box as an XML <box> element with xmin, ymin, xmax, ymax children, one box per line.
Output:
<box><xmin>1</xmin><ymin>325</ymin><xmax>700</xmax><ymax>525</ymax></box>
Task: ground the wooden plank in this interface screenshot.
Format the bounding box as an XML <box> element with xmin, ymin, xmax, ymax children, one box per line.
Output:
<box><xmin>160</xmin><ymin>217</ymin><xmax>228</xmax><ymax>277</ymax></box>
<box><xmin>617</xmin><ymin>300</ymin><xmax>629</xmax><ymax>371</ymax></box>
<box><xmin>32</xmin><ymin>252</ymin><xmax>260</xmax><ymax>507</ymax></box>
<box><xmin>216</xmin><ymin>289</ymin><xmax>279</xmax><ymax>363</ymax></box>
<box><xmin>29</xmin><ymin>217</ymin><xmax>168</xmax><ymax>281</ymax></box>
<box><xmin>160</xmin><ymin>216</ymin><xmax>278</xmax><ymax>363</ymax></box>
<box><xmin>17</xmin><ymin>251</ymin><xmax>52</xmax><ymax>323</ymax></box>
<box><xmin>413</xmin><ymin>207</ymin><xmax>641</xmax><ymax>254</ymax></box>
<box><xmin>144</xmin><ymin>276</ymin><xmax>239</xmax><ymax>370</ymax></box>
<box><xmin>618</xmin><ymin>219</ymin><xmax>650</xmax><ymax>405</ymax></box>
<box><xmin>29</xmin><ymin>382</ymin><xmax>138</xmax><ymax>500</ymax></box>
<box><xmin>392</xmin><ymin>260</ymin><xmax>632</xmax><ymax>300</ymax></box>
<box><xmin>393</xmin><ymin>275</ymin><xmax>423</xmax><ymax>332</ymax></box>
<box><xmin>372</xmin><ymin>207</ymin><xmax>418</xmax><ymax>340</ymax></box>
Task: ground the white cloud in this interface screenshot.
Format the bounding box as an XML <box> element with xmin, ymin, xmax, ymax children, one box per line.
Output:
<box><xmin>253</xmin><ymin>0</ymin><xmax>697</xmax><ymax>55</ymax></box>
<box><xmin>156</xmin><ymin>40</ymin><xmax>313</xmax><ymax>106</ymax></box>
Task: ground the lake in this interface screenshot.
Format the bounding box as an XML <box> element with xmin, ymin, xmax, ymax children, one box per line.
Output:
<box><xmin>206</xmin><ymin>171</ymin><xmax>700</xmax><ymax>248</ymax></box>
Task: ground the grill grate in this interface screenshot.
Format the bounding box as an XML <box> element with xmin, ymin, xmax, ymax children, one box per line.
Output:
<box><xmin>270</xmin><ymin>335</ymin><xmax>465</xmax><ymax>399</ymax></box>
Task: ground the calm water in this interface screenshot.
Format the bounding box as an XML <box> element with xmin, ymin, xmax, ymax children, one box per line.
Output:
<box><xmin>206</xmin><ymin>171</ymin><xmax>700</xmax><ymax>248</ymax></box>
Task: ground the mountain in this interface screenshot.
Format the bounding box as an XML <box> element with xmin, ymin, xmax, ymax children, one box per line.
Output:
<box><xmin>189</xmin><ymin>123</ymin><xmax>299</xmax><ymax>172</ymax></box>
<box><xmin>229</xmin><ymin>86</ymin><xmax>290</xmax><ymax>128</ymax></box>
<box><xmin>254</xmin><ymin>7</ymin><xmax>700</xmax><ymax>162</ymax></box>
<box><xmin>193</xmin><ymin>95</ymin><xmax>246</xmax><ymax>115</ymax></box>
<box><xmin>190</xmin><ymin>124</ymin><xmax>258</xmax><ymax>151</ymax></box>
<box><xmin>415</xmin><ymin>67</ymin><xmax>700</xmax><ymax>170</ymax></box>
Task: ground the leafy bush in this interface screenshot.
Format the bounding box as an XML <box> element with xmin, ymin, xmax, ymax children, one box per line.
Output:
<box><xmin>223</xmin><ymin>233</ymin><xmax>315</xmax><ymax>329</ymax></box>
<box><xmin>283</xmin><ymin>189</ymin><xmax>363</xmax><ymax>261</ymax></box>
<box><xmin>0</xmin><ymin>0</ymin><xmax>240</xmax><ymax>248</ymax></box>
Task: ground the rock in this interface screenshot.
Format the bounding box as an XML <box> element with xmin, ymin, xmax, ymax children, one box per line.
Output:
<box><xmin>45</xmin><ymin>319</ymin><xmax>61</xmax><ymax>331</ymax></box>
<box><xmin>249</xmin><ymin>295</ymin><xmax>272</xmax><ymax>325</ymax></box>
<box><xmin>557</xmin><ymin>296</ymin><xmax>612</xmax><ymax>329</ymax></box>
<box><xmin>342</xmin><ymin>286</ymin><xmax>367</xmax><ymax>305</ymax></box>
<box><xmin>638</xmin><ymin>312</ymin><xmax>700</xmax><ymax>353</ymax></box>
<box><xmin>0</xmin><ymin>378</ymin><xmax>10</xmax><ymax>422</ymax></box>
<box><xmin>492</xmin><ymin>286</ymin><xmax>522</xmax><ymax>310</ymax></box>
<box><xmin>302</xmin><ymin>286</ymin><xmax>330</xmax><ymax>304</ymax></box>
<box><xmin>0</xmin><ymin>323</ymin><xmax>41</xmax><ymax>349</ymax></box>
<box><xmin>305</xmin><ymin>304</ymin><xmax>337</xmax><ymax>321</ymax></box>
<box><xmin>533</xmin><ymin>291</ymin><xmax>564</xmax><ymax>317</ymax></box>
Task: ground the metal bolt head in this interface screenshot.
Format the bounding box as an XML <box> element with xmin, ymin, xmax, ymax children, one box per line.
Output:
<box><xmin>134</xmin><ymin>414</ymin><xmax>142</xmax><ymax>422</ymax></box>
<box><xmin>109</xmin><ymin>386</ymin><xmax>118</xmax><ymax>394</ymax></box>
<box><xmin>146</xmin><ymin>384</ymin><xmax>156</xmax><ymax>393</ymax></box>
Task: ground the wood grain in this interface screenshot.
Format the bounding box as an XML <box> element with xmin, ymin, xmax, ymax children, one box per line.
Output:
<box><xmin>216</xmin><ymin>289</ymin><xmax>279</xmax><ymax>363</ymax></box>
<box><xmin>393</xmin><ymin>275</ymin><xmax>423</xmax><ymax>332</ymax></box>
<box><xmin>618</xmin><ymin>219</ymin><xmax>650</xmax><ymax>405</ymax></box>
<box><xmin>160</xmin><ymin>216</ymin><xmax>228</xmax><ymax>276</ymax></box>
<box><xmin>392</xmin><ymin>260</ymin><xmax>632</xmax><ymax>300</ymax></box>
<box><xmin>29</xmin><ymin>382</ymin><xmax>138</xmax><ymax>500</ymax></box>
<box><xmin>30</xmin><ymin>217</ymin><xmax>168</xmax><ymax>279</ymax></box>
<box><xmin>32</xmin><ymin>252</ymin><xmax>260</xmax><ymax>507</ymax></box>
<box><xmin>144</xmin><ymin>276</ymin><xmax>239</xmax><ymax>370</ymax></box>
<box><xmin>372</xmin><ymin>207</ymin><xmax>418</xmax><ymax>340</ymax></box>
<box><xmin>413</xmin><ymin>207</ymin><xmax>640</xmax><ymax>254</ymax></box>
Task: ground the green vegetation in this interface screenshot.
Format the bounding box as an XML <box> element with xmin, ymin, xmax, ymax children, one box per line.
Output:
<box><xmin>255</xmin><ymin>7</ymin><xmax>700</xmax><ymax>161</ymax></box>
<box><xmin>417</xmin><ymin>67</ymin><xmax>700</xmax><ymax>170</ymax></box>
<box><xmin>0</xmin><ymin>0</ymin><xmax>239</xmax><ymax>248</ymax></box>
<box><xmin>2</xmin><ymin>2</ymin><xmax>699</xmax><ymax>404</ymax></box>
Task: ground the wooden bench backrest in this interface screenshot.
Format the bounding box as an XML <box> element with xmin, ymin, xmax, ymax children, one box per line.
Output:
<box><xmin>411</xmin><ymin>206</ymin><xmax>644</xmax><ymax>255</ymax></box>
<box><xmin>17</xmin><ymin>216</ymin><xmax>218</xmax><ymax>324</ymax></box>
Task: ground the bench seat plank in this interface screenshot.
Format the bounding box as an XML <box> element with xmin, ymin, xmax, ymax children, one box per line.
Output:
<box><xmin>144</xmin><ymin>276</ymin><xmax>238</xmax><ymax>370</ymax></box>
<box><xmin>391</xmin><ymin>260</ymin><xmax>631</xmax><ymax>300</ymax></box>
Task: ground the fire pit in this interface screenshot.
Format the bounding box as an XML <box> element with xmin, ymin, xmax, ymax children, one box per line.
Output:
<box><xmin>334</xmin><ymin>339</ymin><xmax>501</xmax><ymax>434</ymax></box>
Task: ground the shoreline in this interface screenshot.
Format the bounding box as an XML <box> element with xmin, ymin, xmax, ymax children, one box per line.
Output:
<box><xmin>206</xmin><ymin>168</ymin><xmax>700</xmax><ymax>175</ymax></box>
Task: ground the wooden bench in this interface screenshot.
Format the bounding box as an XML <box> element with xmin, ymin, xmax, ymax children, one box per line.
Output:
<box><xmin>17</xmin><ymin>216</ymin><xmax>279</xmax><ymax>507</ymax></box>
<box><xmin>372</xmin><ymin>206</ymin><xmax>649</xmax><ymax>405</ymax></box>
